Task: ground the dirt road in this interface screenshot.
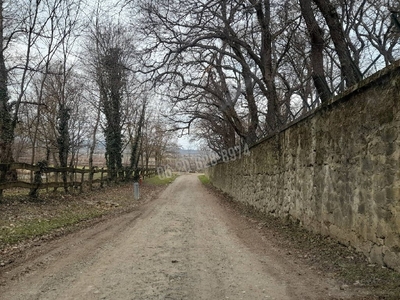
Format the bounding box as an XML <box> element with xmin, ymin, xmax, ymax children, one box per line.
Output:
<box><xmin>0</xmin><ymin>174</ymin><xmax>353</xmax><ymax>299</ymax></box>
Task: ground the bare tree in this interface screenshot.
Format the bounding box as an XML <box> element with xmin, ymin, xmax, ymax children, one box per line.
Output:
<box><xmin>311</xmin><ymin>0</ymin><xmax>363</xmax><ymax>87</ymax></box>
<box><xmin>84</xmin><ymin>5</ymin><xmax>140</xmax><ymax>179</ymax></box>
<box><xmin>136</xmin><ymin>1</ymin><xmax>262</xmax><ymax>147</ymax></box>
<box><xmin>0</xmin><ymin>0</ymin><xmax>82</xmax><ymax>196</ymax></box>
<box><xmin>1</xmin><ymin>0</ymin><xmax>398</xmax><ymax>186</ymax></box>
<box><xmin>128</xmin><ymin>100</ymin><xmax>146</xmax><ymax>180</ymax></box>
<box><xmin>299</xmin><ymin>0</ymin><xmax>332</xmax><ymax>102</ymax></box>
<box><xmin>0</xmin><ymin>0</ymin><xmax>11</xmax><ymax>166</ymax></box>
<box><xmin>135</xmin><ymin>0</ymin><xmax>317</xmax><ymax>149</ymax></box>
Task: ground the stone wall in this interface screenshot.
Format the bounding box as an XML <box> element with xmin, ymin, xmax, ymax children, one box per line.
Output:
<box><xmin>207</xmin><ymin>61</ymin><xmax>400</xmax><ymax>271</ymax></box>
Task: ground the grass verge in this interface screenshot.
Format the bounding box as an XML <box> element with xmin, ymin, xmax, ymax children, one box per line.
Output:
<box><xmin>0</xmin><ymin>210</ymin><xmax>103</xmax><ymax>246</ymax></box>
<box><xmin>198</xmin><ymin>174</ymin><xmax>210</xmax><ymax>185</ymax></box>
<box><xmin>0</xmin><ymin>180</ymin><xmax>168</xmax><ymax>255</ymax></box>
<box><xmin>144</xmin><ymin>174</ymin><xmax>178</xmax><ymax>185</ymax></box>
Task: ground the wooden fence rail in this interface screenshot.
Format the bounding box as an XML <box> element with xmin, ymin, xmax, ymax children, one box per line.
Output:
<box><xmin>0</xmin><ymin>163</ymin><xmax>156</xmax><ymax>198</ymax></box>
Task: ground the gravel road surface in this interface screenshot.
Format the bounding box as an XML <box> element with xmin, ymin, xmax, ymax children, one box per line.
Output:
<box><xmin>0</xmin><ymin>174</ymin><xmax>353</xmax><ymax>299</ymax></box>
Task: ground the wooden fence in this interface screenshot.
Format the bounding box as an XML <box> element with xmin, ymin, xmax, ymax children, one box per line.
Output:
<box><xmin>0</xmin><ymin>162</ymin><xmax>156</xmax><ymax>198</ymax></box>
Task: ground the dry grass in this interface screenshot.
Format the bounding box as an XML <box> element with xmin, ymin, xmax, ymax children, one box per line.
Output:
<box><xmin>0</xmin><ymin>178</ymin><xmax>174</xmax><ymax>254</ymax></box>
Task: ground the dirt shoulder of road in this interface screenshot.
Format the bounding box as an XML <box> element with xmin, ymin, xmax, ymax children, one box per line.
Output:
<box><xmin>0</xmin><ymin>179</ymin><xmax>170</xmax><ymax>273</ymax></box>
<box><xmin>201</xmin><ymin>180</ymin><xmax>400</xmax><ymax>300</ymax></box>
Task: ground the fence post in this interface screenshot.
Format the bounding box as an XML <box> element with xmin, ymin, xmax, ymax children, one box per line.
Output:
<box><xmin>54</xmin><ymin>171</ymin><xmax>59</xmax><ymax>192</ymax></box>
<box><xmin>100</xmin><ymin>168</ymin><xmax>104</xmax><ymax>188</ymax></box>
<box><xmin>89</xmin><ymin>167</ymin><xmax>94</xmax><ymax>190</ymax></box>
<box><xmin>45</xmin><ymin>170</ymin><xmax>49</xmax><ymax>193</ymax></box>
<box><xmin>0</xmin><ymin>164</ymin><xmax>6</xmax><ymax>201</ymax></box>
<box><xmin>0</xmin><ymin>164</ymin><xmax>117</xmax><ymax>197</ymax></box>
<box><xmin>80</xmin><ymin>166</ymin><xmax>85</xmax><ymax>193</ymax></box>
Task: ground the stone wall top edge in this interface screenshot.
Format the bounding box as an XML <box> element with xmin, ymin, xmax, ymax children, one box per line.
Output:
<box><xmin>249</xmin><ymin>59</ymin><xmax>400</xmax><ymax>152</ymax></box>
<box><xmin>207</xmin><ymin>60</ymin><xmax>400</xmax><ymax>167</ymax></box>
<box><xmin>326</xmin><ymin>59</ymin><xmax>400</xmax><ymax>106</ymax></box>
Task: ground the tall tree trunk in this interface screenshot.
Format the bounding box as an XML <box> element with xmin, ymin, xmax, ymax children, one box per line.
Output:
<box><xmin>98</xmin><ymin>47</ymin><xmax>124</xmax><ymax>181</ymax></box>
<box><xmin>251</xmin><ymin>0</ymin><xmax>280</xmax><ymax>132</ymax></box>
<box><xmin>130</xmin><ymin>102</ymin><xmax>146</xmax><ymax>181</ymax></box>
<box><xmin>312</xmin><ymin>0</ymin><xmax>362</xmax><ymax>87</ymax></box>
<box><xmin>230</xmin><ymin>43</ymin><xmax>259</xmax><ymax>145</ymax></box>
<box><xmin>57</xmin><ymin>104</ymin><xmax>71</xmax><ymax>193</ymax></box>
<box><xmin>89</xmin><ymin>103</ymin><xmax>101</xmax><ymax>189</ymax></box>
<box><xmin>300</xmin><ymin>0</ymin><xmax>333</xmax><ymax>102</ymax></box>
<box><xmin>0</xmin><ymin>0</ymin><xmax>12</xmax><ymax>199</ymax></box>
<box><xmin>0</xmin><ymin>0</ymin><xmax>11</xmax><ymax>163</ymax></box>
<box><xmin>243</xmin><ymin>67</ymin><xmax>258</xmax><ymax>145</ymax></box>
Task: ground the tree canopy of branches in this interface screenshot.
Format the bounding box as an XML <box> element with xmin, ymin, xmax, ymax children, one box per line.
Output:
<box><xmin>0</xmin><ymin>0</ymin><xmax>83</xmax><ymax>194</ymax></box>
<box><xmin>0</xmin><ymin>0</ymin><xmax>399</xmax><ymax>193</ymax></box>
<box><xmin>134</xmin><ymin>0</ymin><xmax>400</xmax><ymax>151</ymax></box>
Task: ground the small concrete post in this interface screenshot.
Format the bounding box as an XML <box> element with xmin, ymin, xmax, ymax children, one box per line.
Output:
<box><xmin>133</xmin><ymin>182</ymin><xmax>140</xmax><ymax>200</ymax></box>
